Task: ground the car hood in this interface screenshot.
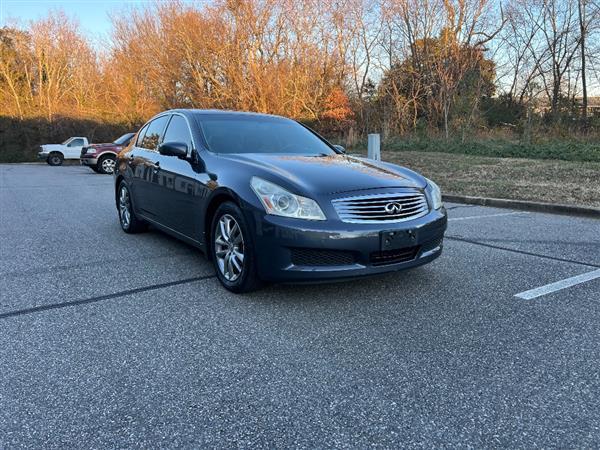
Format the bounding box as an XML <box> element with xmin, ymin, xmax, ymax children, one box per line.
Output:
<box><xmin>90</xmin><ymin>143</ymin><xmax>120</xmax><ymax>149</ymax></box>
<box><xmin>40</xmin><ymin>144</ymin><xmax>62</xmax><ymax>150</ymax></box>
<box><xmin>219</xmin><ymin>153</ymin><xmax>427</xmax><ymax>194</ymax></box>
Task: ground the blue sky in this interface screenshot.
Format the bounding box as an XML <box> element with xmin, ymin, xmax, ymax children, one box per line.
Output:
<box><xmin>0</xmin><ymin>0</ymin><xmax>158</xmax><ymax>43</ymax></box>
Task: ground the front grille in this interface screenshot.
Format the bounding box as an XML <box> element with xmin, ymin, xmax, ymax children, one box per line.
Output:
<box><xmin>290</xmin><ymin>248</ymin><xmax>356</xmax><ymax>267</ymax></box>
<box><xmin>370</xmin><ymin>246</ymin><xmax>420</xmax><ymax>266</ymax></box>
<box><xmin>332</xmin><ymin>190</ymin><xmax>428</xmax><ymax>223</ymax></box>
<box><xmin>81</xmin><ymin>147</ymin><xmax>89</xmax><ymax>157</ymax></box>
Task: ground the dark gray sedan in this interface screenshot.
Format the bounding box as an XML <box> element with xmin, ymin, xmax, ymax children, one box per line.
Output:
<box><xmin>114</xmin><ymin>109</ymin><xmax>447</xmax><ymax>292</ymax></box>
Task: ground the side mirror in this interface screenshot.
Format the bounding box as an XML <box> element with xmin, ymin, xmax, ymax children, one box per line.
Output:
<box><xmin>159</xmin><ymin>141</ymin><xmax>188</xmax><ymax>158</ymax></box>
<box><xmin>333</xmin><ymin>144</ymin><xmax>346</xmax><ymax>154</ymax></box>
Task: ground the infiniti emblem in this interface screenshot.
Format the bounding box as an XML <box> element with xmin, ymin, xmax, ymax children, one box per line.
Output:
<box><xmin>384</xmin><ymin>202</ymin><xmax>402</xmax><ymax>214</ymax></box>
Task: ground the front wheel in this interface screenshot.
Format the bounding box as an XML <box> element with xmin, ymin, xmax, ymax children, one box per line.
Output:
<box><xmin>98</xmin><ymin>155</ymin><xmax>116</xmax><ymax>174</ymax></box>
<box><xmin>211</xmin><ymin>202</ymin><xmax>262</xmax><ymax>293</ymax></box>
<box><xmin>117</xmin><ymin>181</ymin><xmax>147</xmax><ymax>233</ymax></box>
<box><xmin>47</xmin><ymin>153</ymin><xmax>64</xmax><ymax>166</ymax></box>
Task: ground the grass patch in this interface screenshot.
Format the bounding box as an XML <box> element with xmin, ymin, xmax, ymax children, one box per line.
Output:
<box><xmin>349</xmin><ymin>137</ymin><xmax>600</xmax><ymax>163</ymax></box>
<box><xmin>375</xmin><ymin>150</ymin><xmax>600</xmax><ymax>208</ymax></box>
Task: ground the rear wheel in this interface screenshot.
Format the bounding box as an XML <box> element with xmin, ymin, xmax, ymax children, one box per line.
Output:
<box><xmin>47</xmin><ymin>153</ymin><xmax>63</xmax><ymax>166</ymax></box>
<box><xmin>98</xmin><ymin>155</ymin><xmax>116</xmax><ymax>174</ymax></box>
<box><xmin>118</xmin><ymin>181</ymin><xmax>147</xmax><ymax>233</ymax></box>
<box><xmin>211</xmin><ymin>202</ymin><xmax>262</xmax><ymax>293</ymax></box>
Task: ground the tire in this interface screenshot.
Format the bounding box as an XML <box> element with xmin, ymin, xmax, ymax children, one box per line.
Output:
<box><xmin>211</xmin><ymin>202</ymin><xmax>263</xmax><ymax>293</ymax></box>
<box><xmin>47</xmin><ymin>153</ymin><xmax>64</xmax><ymax>166</ymax></box>
<box><xmin>98</xmin><ymin>155</ymin><xmax>116</xmax><ymax>174</ymax></box>
<box><xmin>117</xmin><ymin>181</ymin><xmax>147</xmax><ymax>233</ymax></box>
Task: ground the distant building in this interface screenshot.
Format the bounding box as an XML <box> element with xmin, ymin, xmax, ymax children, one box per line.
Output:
<box><xmin>533</xmin><ymin>96</ymin><xmax>600</xmax><ymax>116</ymax></box>
<box><xmin>574</xmin><ymin>96</ymin><xmax>600</xmax><ymax>117</ymax></box>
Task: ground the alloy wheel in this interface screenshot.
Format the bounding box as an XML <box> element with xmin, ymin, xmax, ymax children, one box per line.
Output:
<box><xmin>214</xmin><ymin>214</ymin><xmax>245</xmax><ymax>282</ymax></box>
<box><xmin>102</xmin><ymin>158</ymin><xmax>116</xmax><ymax>174</ymax></box>
<box><xmin>50</xmin><ymin>155</ymin><xmax>61</xmax><ymax>165</ymax></box>
<box><xmin>119</xmin><ymin>186</ymin><xmax>131</xmax><ymax>229</ymax></box>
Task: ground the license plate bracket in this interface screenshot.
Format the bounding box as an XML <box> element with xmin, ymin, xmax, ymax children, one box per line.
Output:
<box><xmin>380</xmin><ymin>229</ymin><xmax>418</xmax><ymax>251</ymax></box>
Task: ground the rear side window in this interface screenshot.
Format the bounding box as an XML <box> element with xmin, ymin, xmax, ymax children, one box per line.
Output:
<box><xmin>140</xmin><ymin>115</ymin><xmax>169</xmax><ymax>151</ymax></box>
<box><xmin>163</xmin><ymin>115</ymin><xmax>193</xmax><ymax>151</ymax></box>
<box><xmin>135</xmin><ymin>124</ymin><xmax>149</xmax><ymax>147</ymax></box>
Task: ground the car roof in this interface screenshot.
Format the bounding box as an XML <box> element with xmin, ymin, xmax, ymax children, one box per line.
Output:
<box><xmin>168</xmin><ymin>109</ymin><xmax>288</xmax><ymax>120</ymax></box>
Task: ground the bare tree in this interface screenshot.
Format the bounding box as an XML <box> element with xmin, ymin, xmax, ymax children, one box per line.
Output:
<box><xmin>0</xmin><ymin>28</ymin><xmax>30</xmax><ymax>119</ymax></box>
<box><xmin>578</xmin><ymin>0</ymin><xmax>588</xmax><ymax>117</ymax></box>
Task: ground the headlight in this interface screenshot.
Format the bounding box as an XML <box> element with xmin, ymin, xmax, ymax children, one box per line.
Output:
<box><xmin>250</xmin><ymin>177</ymin><xmax>326</xmax><ymax>221</ymax></box>
<box><xmin>86</xmin><ymin>148</ymin><xmax>96</xmax><ymax>154</ymax></box>
<box><xmin>426</xmin><ymin>178</ymin><xmax>443</xmax><ymax>209</ymax></box>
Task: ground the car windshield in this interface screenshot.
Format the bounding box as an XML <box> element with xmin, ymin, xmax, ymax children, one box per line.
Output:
<box><xmin>198</xmin><ymin>115</ymin><xmax>336</xmax><ymax>156</ymax></box>
<box><xmin>113</xmin><ymin>133</ymin><xmax>134</xmax><ymax>145</ymax></box>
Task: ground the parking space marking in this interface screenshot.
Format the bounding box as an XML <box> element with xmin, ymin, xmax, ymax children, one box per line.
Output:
<box><xmin>449</xmin><ymin>211</ymin><xmax>527</xmax><ymax>221</ymax></box>
<box><xmin>515</xmin><ymin>269</ymin><xmax>600</xmax><ymax>300</ymax></box>
<box><xmin>446</xmin><ymin>236</ymin><xmax>600</xmax><ymax>269</ymax></box>
<box><xmin>0</xmin><ymin>274</ymin><xmax>216</xmax><ymax>320</ymax></box>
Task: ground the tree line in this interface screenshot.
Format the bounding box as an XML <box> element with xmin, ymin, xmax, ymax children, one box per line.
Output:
<box><xmin>1</xmin><ymin>0</ymin><xmax>599</xmax><ymax>145</ymax></box>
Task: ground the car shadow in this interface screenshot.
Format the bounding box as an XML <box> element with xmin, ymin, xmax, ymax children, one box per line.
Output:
<box><xmin>123</xmin><ymin>220</ymin><xmax>443</xmax><ymax>304</ymax></box>
<box><xmin>244</xmin><ymin>265</ymin><xmax>437</xmax><ymax>306</ymax></box>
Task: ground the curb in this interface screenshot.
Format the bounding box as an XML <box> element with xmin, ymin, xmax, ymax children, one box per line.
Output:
<box><xmin>443</xmin><ymin>194</ymin><xmax>600</xmax><ymax>219</ymax></box>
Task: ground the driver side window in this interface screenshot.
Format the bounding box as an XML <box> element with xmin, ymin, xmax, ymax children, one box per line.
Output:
<box><xmin>163</xmin><ymin>115</ymin><xmax>193</xmax><ymax>151</ymax></box>
<box><xmin>68</xmin><ymin>138</ymin><xmax>84</xmax><ymax>147</ymax></box>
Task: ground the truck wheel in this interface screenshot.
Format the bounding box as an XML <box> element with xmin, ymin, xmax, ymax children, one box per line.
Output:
<box><xmin>98</xmin><ymin>155</ymin><xmax>116</xmax><ymax>174</ymax></box>
<box><xmin>47</xmin><ymin>153</ymin><xmax>64</xmax><ymax>166</ymax></box>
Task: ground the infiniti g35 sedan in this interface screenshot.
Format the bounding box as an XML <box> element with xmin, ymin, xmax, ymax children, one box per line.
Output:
<box><xmin>114</xmin><ymin>109</ymin><xmax>447</xmax><ymax>293</ymax></box>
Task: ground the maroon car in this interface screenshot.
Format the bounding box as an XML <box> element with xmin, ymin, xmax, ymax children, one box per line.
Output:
<box><xmin>80</xmin><ymin>133</ymin><xmax>135</xmax><ymax>174</ymax></box>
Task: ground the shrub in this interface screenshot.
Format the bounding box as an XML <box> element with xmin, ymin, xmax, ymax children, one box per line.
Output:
<box><xmin>0</xmin><ymin>116</ymin><xmax>138</xmax><ymax>163</ymax></box>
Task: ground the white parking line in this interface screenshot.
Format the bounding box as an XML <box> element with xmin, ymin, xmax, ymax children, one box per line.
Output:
<box><xmin>449</xmin><ymin>211</ymin><xmax>527</xmax><ymax>221</ymax></box>
<box><xmin>515</xmin><ymin>269</ymin><xmax>600</xmax><ymax>300</ymax></box>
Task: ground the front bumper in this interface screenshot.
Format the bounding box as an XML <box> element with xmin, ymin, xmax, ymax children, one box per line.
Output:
<box><xmin>37</xmin><ymin>152</ymin><xmax>49</xmax><ymax>160</ymax></box>
<box><xmin>247</xmin><ymin>207</ymin><xmax>447</xmax><ymax>282</ymax></box>
<box><xmin>80</xmin><ymin>156</ymin><xmax>98</xmax><ymax>166</ymax></box>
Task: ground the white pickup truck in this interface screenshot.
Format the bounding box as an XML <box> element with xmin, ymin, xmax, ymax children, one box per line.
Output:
<box><xmin>38</xmin><ymin>137</ymin><xmax>89</xmax><ymax>166</ymax></box>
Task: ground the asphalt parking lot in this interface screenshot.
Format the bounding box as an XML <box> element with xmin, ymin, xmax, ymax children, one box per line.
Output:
<box><xmin>1</xmin><ymin>163</ymin><xmax>599</xmax><ymax>448</ymax></box>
